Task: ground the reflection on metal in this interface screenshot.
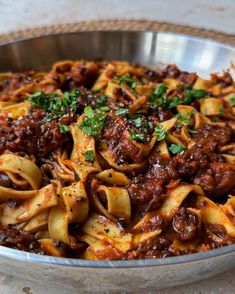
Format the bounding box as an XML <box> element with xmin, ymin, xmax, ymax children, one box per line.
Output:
<box><xmin>0</xmin><ymin>31</ymin><xmax>234</xmax><ymax>291</ymax></box>
<box><xmin>0</xmin><ymin>31</ymin><xmax>234</xmax><ymax>78</ymax></box>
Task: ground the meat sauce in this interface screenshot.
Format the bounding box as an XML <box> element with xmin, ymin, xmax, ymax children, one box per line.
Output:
<box><xmin>0</xmin><ymin>61</ymin><xmax>234</xmax><ymax>259</ymax></box>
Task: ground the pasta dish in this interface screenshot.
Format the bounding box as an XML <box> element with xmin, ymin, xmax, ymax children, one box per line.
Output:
<box><xmin>0</xmin><ymin>60</ymin><xmax>234</xmax><ymax>260</ymax></box>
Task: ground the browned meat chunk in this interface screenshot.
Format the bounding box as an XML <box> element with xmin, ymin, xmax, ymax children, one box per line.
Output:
<box><xmin>0</xmin><ymin>226</ymin><xmax>43</xmax><ymax>253</ymax></box>
<box><xmin>172</xmin><ymin>208</ymin><xmax>199</xmax><ymax>240</ymax></box>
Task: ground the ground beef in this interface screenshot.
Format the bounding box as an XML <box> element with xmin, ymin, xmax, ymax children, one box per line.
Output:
<box><xmin>155</xmin><ymin>107</ymin><xmax>173</xmax><ymax>122</ymax></box>
<box><xmin>199</xmin><ymin>124</ymin><xmax>232</xmax><ymax>146</ymax></box>
<box><xmin>193</xmin><ymin>162</ymin><xmax>235</xmax><ymax>197</ymax></box>
<box><xmin>64</xmin><ymin>62</ymin><xmax>101</xmax><ymax>89</ymax></box>
<box><xmin>0</xmin><ymin>72</ymin><xmax>35</xmax><ymax>101</ymax></box>
<box><xmin>178</xmin><ymin>72</ymin><xmax>198</xmax><ymax>86</ymax></box>
<box><xmin>211</xmin><ymin>72</ymin><xmax>233</xmax><ymax>86</ymax></box>
<box><xmin>140</xmin><ymin>214</ymin><xmax>166</xmax><ymax>232</ymax></box>
<box><xmin>172</xmin><ymin>208</ymin><xmax>199</xmax><ymax>240</ymax></box>
<box><xmin>161</xmin><ymin>64</ymin><xmax>181</xmax><ymax>79</ymax></box>
<box><xmin>144</xmin><ymin>68</ymin><xmax>162</xmax><ymax>82</ymax></box>
<box><xmin>128</xmin><ymin>123</ymin><xmax>234</xmax><ymax>212</ymax></box>
<box><xmin>126</xmin><ymin>235</ymin><xmax>173</xmax><ymax>259</ymax></box>
<box><xmin>0</xmin><ymin>110</ymin><xmax>73</xmax><ymax>158</ymax></box>
<box><xmin>0</xmin><ymin>226</ymin><xmax>43</xmax><ymax>253</ymax></box>
<box><xmin>127</xmin><ymin>177</ymin><xmax>165</xmax><ymax>213</ymax></box>
<box><xmin>101</xmin><ymin>116</ymin><xmax>147</xmax><ymax>164</ymax></box>
<box><xmin>203</xmin><ymin>224</ymin><xmax>234</xmax><ymax>248</ymax></box>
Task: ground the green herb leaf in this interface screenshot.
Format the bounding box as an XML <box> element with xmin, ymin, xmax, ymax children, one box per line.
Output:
<box><xmin>154</xmin><ymin>83</ymin><xmax>168</xmax><ymax>96</ymax></box>
<box><xmin>129</xmin><ymin>129</ymin><xmax>145</xmax><ymax>142</ymax></box>
<box><xmin>176</xmin><ymin>110</ymin><xmax>196</xmax><ymax>128</ymax></box>
<box><xmin>191</xmin><ymin>89</ymin><xmax>208</xmax><ymax>99</ymax></box>
<box><xmin>148</xmin><ymin>83</ymin><xmax>169</xmax><ymax>109</ymax></box>
<box><xmin>84</xmin><ymin>150</ymin><xmax>95</xmax><ymax>163</ymax></box>
<box><xmin>80</xmin><ymin>106</ymin><xmax>107</xmax><ymax>137</ymax></box>
<box><xmin>169</xmin><ymin>144</ymin><xmax>185</xmax><ymax>154</ymax></box>
<box><xmin>99</xmin><ymin>106</ymin><xmax>110</xmax><ymax>112</ymax></box>
<box><xmin>28</xmin><ymin>89</ymin><xmax>80</xmax><ymax>119</ymax></box>
<box><xmin>84</xmin><ymin>106</ymin><xmax>94</xmax><ymax>118</ymax></box>
<box><xmin>183</xmin><ymin>89</ymin><xmax>208</xmax><ymax>105</ymax></box>
<box><xmin>228</xmin><ymin>95</ymin><xmax>235</xmax><ymax>106</ymax></box>
<box><xmin>169</xmin><ymin>96</ymin><xmax>181</xmax><ymax>109</ymax></box>
<box><xmin>218</xmin><ymin>107</ymin><xmax>224</xmax><ymax>118</ymax></box>
<box><xmin>154</xmin><ymin>125</ymin><xmax>168</xmax><ymax>141</ymax></box>
<box><xmin>60</xmin><ymin>124</ymin><xmax>70</xmax><ymax>133</ymax></box>
<box><xmin>115</xmin><ymin>108</ymin><xmax>129</xmax><ymax>115</ymax></box>
<box><xmin>117</xmin><ymin>75</ymin><xmax>141</xmax><ymax>88</ymax></box>
<box><xmin>177</xmin><ymin>83</ymin><xmax>193</xmax><ymax>91</ymax></box>
<box><xmin>96</xmin><ymin>95</ymin><xmax>108</xmax><ymax>108</ymax></box>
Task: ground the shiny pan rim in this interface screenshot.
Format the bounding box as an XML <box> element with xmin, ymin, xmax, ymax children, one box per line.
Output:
<box><xmin>0</xmin><ymin>30</ymin><xmax>234</xmax><ymax>268</ymax></box>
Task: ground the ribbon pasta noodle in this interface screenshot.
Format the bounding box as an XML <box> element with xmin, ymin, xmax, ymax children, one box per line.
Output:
<box><xmin>0</xmin><ymin>60</ymin><xmax>234</xmax><ymax>259</ymax></box>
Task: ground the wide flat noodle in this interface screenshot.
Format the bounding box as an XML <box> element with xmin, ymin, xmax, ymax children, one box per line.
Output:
<box><xmin>0</xmin><ymin>184</ymin><xmax>57</xmax><ymax>225</ymax></box>
<box><xmin>196</xmin><ymin>196</ymin><xmax>235</xmax><ymax>237</ymax></box>
<box><xmin>82</xmin><ymin>213</ymin><xmax>132</xmax><ymax>253</ymax></box>
<box><xmin>97</xmin><ymin>185</ymin><xmax>131</xmax><ymax>221</ymax></box>
<box><xmin>0</xmin><ymin>154</ymin><xmax>42</xmax><ymax>189</ymax></box>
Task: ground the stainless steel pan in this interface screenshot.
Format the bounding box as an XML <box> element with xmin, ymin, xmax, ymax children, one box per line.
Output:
<box><xmin>0</xmin><ymin>31</ymin><xmax>234</xmax><ymax>292</ymax></box>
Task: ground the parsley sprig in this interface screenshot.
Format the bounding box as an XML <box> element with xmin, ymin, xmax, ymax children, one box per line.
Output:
<box><xmin>28</xmin><ymin>89</ymin><xmax>80</xmax><ymax>120</ymax></box>
<box><xmin>154</xmin><ymin>125</ymin><xmax>168</xmax><ymax>141</ymax></box>
<box><xmin>228</xmin><ymin>95</ymin><xmax>235</xmax><ymax>107</ymax></box>
<box><xmin>129</xmin><ymin>129</ymin><xmax>145</xmax><ymax>142</ymax></box>
<box><xmin>148</xmin><ymin>83</ymin><xmax>208</xmax><ymax>110</ymax></box>
<box><xmin>115</xmin><ymin>108</ymin><xmax>153</xmax><ymax>136</ymax></box>
<box><xmin>169</xmin><ymin>143</ymin><xmax>185</xmax><ymax>155</ymax></box>
<box><xmin>60</xmin><ymin>125</ymin><xmax>70</xmax><ymax>133</ymax></box>
<box><xmin>84</xmin><ymin>150</ymin><xmax>95</xmax><ymax>163</ymax></box>
<box><xmin>148</xmin><ymin>83</ymin><xmax>169</xmax><ymax>109</ymax></box>
<box><xmin>115</xmin><ymin>108</ymin><xmax>129</xmax><ymax>115</ymax></box>
<box><xmin>117</xmin><ymin>75</ymin><xmax>141</xmax><ymax>89</ymax></box>
<box><xmin>80</xmin><ymin>106</ymin><xmax>107</xmax><ymax>137</ymax></box>
<box><xmin>176</xmin><ymin>110</ymin><xmax>196</xmax><ymax>128</ymax></box>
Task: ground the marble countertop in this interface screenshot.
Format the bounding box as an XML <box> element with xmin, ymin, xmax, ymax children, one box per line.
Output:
<box><xmin>0</xmin><ymin>0</ymin><xmax>234</xmax><ymax>35</ymax></box>
<box><xmin>0</xmin><ymin>0</ymin><xmax>234</xmax><ymax>293</ymax></box>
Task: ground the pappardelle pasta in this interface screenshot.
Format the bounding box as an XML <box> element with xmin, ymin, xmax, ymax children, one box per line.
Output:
<box><xmin>0</xmin><ymin>60</ymin><xmax>234</xmax><ymax>260</ymax></box>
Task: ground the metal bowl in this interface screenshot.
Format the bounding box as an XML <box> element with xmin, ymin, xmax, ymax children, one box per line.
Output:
<box><xmin>0</xmin><ymin>31</ymin><xmax>235</xmax><ymax>292</ymax></box>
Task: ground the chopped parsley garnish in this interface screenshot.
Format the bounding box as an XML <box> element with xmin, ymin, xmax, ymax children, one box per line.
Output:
<box><xmin>183</xmin><ymin>89</ymin><xmax>208</xmax><ymax>105</ymax></box>
<box><xmin>169</xmin><ymin>96</ymin><xmax>181</xmax><ymax>109</ymax></box>
<box><xmin>176</xmin><ymin>110</ymin><xmax>196</xmax><ymax>128</ymax></box>
<box><xmin>154</xmin><ymin>125</ymin><xmax>168</xmax><ymax>141</ymax></box>
<box><xmin>228</xmin><ymin>95</ymin><xmax>235</xmax><ymax>106</ymax></box>
<box><xmin>115</xmin><ymin>109</ymin><xmax>152</xmax><ymax>134</ymax></box>
<box><xmin>129</xmin><ymin>129</ymin><xmax>145</xmax><ymax>142</ymax></box>
<box><xmin>117</xmin><ymin>75</ymin><xmax>141</xmax><ymax>89</ymax></box>
<box><xmin>115</xmin><ymin>108</ymin><xmax>129</xmax><ymax>115</ymax></box>
<box><xmin>84</xmin><ymin>150</ymin><xmax>95</xmax><ymax>163</ymax></box>
<box><xmin>148</xmin><ymin>83</ymin><xmax>169</xmax><ymax>109</ymax></box>
<box><xmin>148</xmin><ymin>83</ymin><xmax>208</xmax><ymax>110</ymax></box>
<box><xmin>60</xmin><ymin>124</ymin><xmax>70</xmax><ymax>133</ymax></box>
<box><xmin>99</xmin><ymin>106</ymin><xmax>110</xmax><ymax>112</ymax></box>
<box><xmin>154</xmin><ymin>83</ymin><xmax>168</xmax><ymax>96</ymax></box>
<box><xmin>104</xmin><ymin>228</ymin><xmax>110</xmax><ymax>233</ymax></box>
<box><xmin>96</xmin><ymin>95</ymin><xmax>108</xmax><ymax>108</ymax></box>
<box><xmin>177</xmin><ymin>83</ymin><xmax>193</xmax><ymax>91</ymax></box>
<box><xmin>28</xmin><ymin>89</ymin><xmax>80</xmax><ymax>120</ymax></box>
<box><xmin>80</xmin><ymin>106</ymin><xmax>107</xmax><ymax>136</ymax></box>
<box><xmin>169</xmin><ymin>144</ymin><xmax>185</xmax><ymax>155</ymax></box>
<box><xmin>218</xmin><ymin>107</ymin><xmax>224</xmax><ymax>117</ymax></box>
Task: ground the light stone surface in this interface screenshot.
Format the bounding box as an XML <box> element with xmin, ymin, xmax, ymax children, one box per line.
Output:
<box><xmin>0</xmin><ymin>0</ymin><xmax>234</xmax><ymax>35</ymax></box>
<box><xmin>0</xmin><ymin>0</ymin><xmax>234</xmax><ymax>293</ymax></box>
<box><xmin>0</xmin><ymin>267</ymin><xmax>235</xmax><ymax>294</ymax></box>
